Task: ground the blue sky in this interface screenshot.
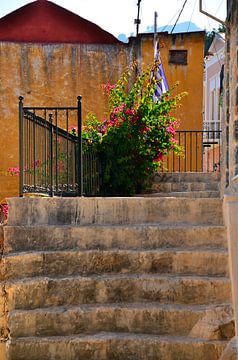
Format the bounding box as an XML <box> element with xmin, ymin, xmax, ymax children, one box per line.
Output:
<box><xmin>0</xmin><ymin>0</ymin><xmax>226</xmax><ymax>37</ymax></box>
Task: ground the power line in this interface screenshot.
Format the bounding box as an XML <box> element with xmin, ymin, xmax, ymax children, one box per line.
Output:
<box><xmin>187</xmin><ymin>0</ymin><xmax>198</xmax><ymax>32</ymax></box>
<box><xmin>160</xmin><ymin>7</ymin><xmax>182</xmax><ymax>33</ymax></box>
<box><xmin>171</xmin><ymin>0</ymin><xmax>188</xmax><ymax>34</ymax></box>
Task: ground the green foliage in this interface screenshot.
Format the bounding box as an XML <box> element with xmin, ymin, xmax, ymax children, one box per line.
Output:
<box><xmin>83</xmin><ymin>62</ymin><xmax>186</xmax><ymax>196</ymax></box>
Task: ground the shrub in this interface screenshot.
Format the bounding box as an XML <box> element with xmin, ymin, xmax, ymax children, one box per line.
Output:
<box><xmin>83</xmin><ymin>62</ymin><xmax>186</xmax><ymax>196</ymax></box>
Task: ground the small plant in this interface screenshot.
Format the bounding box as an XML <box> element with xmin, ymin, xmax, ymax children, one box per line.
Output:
<box><xmin>82</xmin><ymin>62</ymin><xmax>186</xmax><ymax>196</ymax></box>
<box><xmin>0</xmin><ymin>201</ymin><xmax>8</xmax><ymax>224</ymax></box>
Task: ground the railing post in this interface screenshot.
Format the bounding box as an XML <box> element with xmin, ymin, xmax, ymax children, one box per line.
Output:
<box><xmin>19</xmin><ymin>96</ymin><xmax>24</xmax><ymax>197</ymax></box>
<box><xmin>49</xmin><ymin>113</ymin><xmax>54</xmax><ymax>197</ymax></box>
<box><xmin>77</xmin><ymin>96</ymin><xmax>83</xmax><ymax>196</ymax></box>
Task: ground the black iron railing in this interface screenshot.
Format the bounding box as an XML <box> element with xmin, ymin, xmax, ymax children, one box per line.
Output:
<box><xmin>19</xmin><ymin>96</ymin><xmax>101</xmax><ymax>197</ymax></box>
<box><xmin>162</xmin><ymin>130</ymin><xmax>221</xmax><ymax>172</ymax></box>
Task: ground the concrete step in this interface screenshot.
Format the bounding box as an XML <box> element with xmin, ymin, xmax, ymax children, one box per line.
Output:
<box><xmin>6</xmin><ymin>274</ymin><xmax>231</xmax><ymax>311</ymax></box>
<box><xmin>0</xmin><ymin>248</ymin><xmax>229</xmax><ymax>281</ymax></box>
<box><xmin>139</xmin><ymin>191</ymin><xmax>220</xmax><ymax>198</ymax></box>
<box><xmin>6</xmin><ymin>333</ymin><xmax>227</xmax><ymax>360</ymax></box>
<box><xmin>9</xmin><ymin>303</ymin><xmax>232</xmax><ymax>339</ymax></box>
<box><xmin>3</xmin><ymin>224</ymin><xmax>227</xmax><ymax>253</ymax></box>
<box><xmin>7</xmin><ymin>197</ymin><xmax>224</xmax><ymax>226</ymax></box>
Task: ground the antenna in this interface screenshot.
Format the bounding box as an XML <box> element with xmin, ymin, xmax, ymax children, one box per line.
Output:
<box><xmin>134</xmin><ymin>0</ymin><xmax>142</xmax><ymax>37</ymax></box>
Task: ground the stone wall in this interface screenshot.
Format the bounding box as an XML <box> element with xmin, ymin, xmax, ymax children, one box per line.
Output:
<box><xmin>222</xmin><ymin>0</ymin><xmax>238</xmax><ymax>193</ymax></box>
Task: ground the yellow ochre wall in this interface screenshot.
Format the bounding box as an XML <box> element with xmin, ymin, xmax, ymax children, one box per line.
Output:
<box><xmin>0</xmin><ymin>32</ymin><xmax>204</xmax><ymax>199</ymax></box>
<box><xmin>0</xmin><ymin>42</ymin><xmax>134</xmax><ymax>200</ymax></box>
<box><xmin>139</xmin><ymin>31</ymin><xmax>205</xmax><ymax>131</ymax></box>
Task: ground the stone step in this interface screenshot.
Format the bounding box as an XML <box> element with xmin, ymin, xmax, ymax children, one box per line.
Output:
<box><xmin>0</xmin><ymin>248</ymin><xmax>229</xmax><ymax>281</ymax></box>
<box><xmin>151</xmin><ymin>183</ymin><xmax>220</xmax><ymax>193</ymax></box>
<box><xmin>4</xmin><ymin>224</ymin><xmax>227</xmax><ymax>253</ymax></box>
<box><xmin>6</xmin><ymin>274</ymin><xmax>231</xmax><ymax>311</ymax></box>
<box><xmin>153</xmin><ymin>172</ymin><xmax>221</xmax><ymax>184</ymax></box>
<box><xmin>6</xmin><ymin>333</ymin><xmax>227</xmax><ymax>360</ymax></box>
<box><xmin>139</xmin><ymin>191</ymin><xmax>220</xmax><ymax>198</ymax></box>
<box><xmin>9</xmin><ymin>303</ymin><xmax>232</xmax><ymax>339</ymax></box>
<box><xmin>7</xmin><ymin>197</ymin><xmax>224</xmax><ymax>226</ymax></box>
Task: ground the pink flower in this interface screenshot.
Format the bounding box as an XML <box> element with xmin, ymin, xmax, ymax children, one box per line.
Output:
<box><xmin>102</xmin><ymin>82</ymin><xmax>116</xmax><ymax>94</ymax></box>
<box><xmin>8</xmin><ymin>167</ymin><xmax>20</xmax><ymax>176</ymax></box>
<box><xmin>155</xmin><ymin>152</ymin><xmax>164</xmax><ymax>162</ymax></box>
<box><xmin>166</xmin><ymin>125</ymin><xmax>176</xmax><ymax>135</ymax></box>
<box><xmin>2</xmin><ymin>204</ymin><xmax>8</xmax><ymax>218</ymax></box>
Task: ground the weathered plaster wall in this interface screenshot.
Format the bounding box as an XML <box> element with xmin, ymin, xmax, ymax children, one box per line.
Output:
<box><xmin>139</xmin><ymin>32</ymin><xmax>205</xmax><ymax>131</ymax></box>
<box><xmin>0</xmin><ymin>42</ymin><xmax>134</xmax><ymax>200</ymax></box>
<box><xmin>0</xmin><ymin>31</ymin><xmax>205</xmax><ymax>200</ymax></box>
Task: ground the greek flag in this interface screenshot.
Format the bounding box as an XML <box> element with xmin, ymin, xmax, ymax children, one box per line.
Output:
<box><xmin>153</xmin><ymin>40</ymin><xmax>169</xmax><ymax>101</ymax></box>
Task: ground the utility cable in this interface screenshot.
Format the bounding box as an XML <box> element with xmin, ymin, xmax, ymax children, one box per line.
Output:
<box><xmin>187</xmin><ymin>0</ymin><xmax>198</xmax><ymax>32</ymax></box>
<box><xmin>171</xmin><ymin>0</ymin><xmax>188</xmax><ymax>34</ymax></box>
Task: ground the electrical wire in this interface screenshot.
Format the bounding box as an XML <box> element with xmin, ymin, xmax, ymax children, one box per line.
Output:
<box><xmin>160</xmin><ymin>7</ymin><xmax>182</xmax><ymax>32</ymax></box>
<box><xmin>214</xmin><ymin>0</ymin><xmax>225</xmax><ymax>16</ymax></box>
<box><xmin>186</xmin><ymin>0</ymin><xmax>198</xmax><ymax>32</ymax></box>
<box><xmin>170</xmin><ymin>0</ymin><xmax>188</xmax><ymax>34</ymax></box>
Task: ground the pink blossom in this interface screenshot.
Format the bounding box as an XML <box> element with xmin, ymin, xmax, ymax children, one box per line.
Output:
<box><xmin>2</xmin><ymin>204</ymin><xmax>8</xmax><ymax>219</ymax></box>
<box><xmin>155</xmin><ymin>152</ymin><xmax>164</xmax><ymax>162</ymax></box>
<box><xmin>166</xmin><ymin>125</ymin><xmax>176</xmax><ymax>135</ymax></box>
<box><xmin>8</xmin><ymin>167</ymin><xmax>20</xmax><ymax>176</ymax></box>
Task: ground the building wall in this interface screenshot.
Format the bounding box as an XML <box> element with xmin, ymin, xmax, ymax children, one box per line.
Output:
<box><xmin>0</xmin><ymin>42</ymin><xmax>134</xmax><ymax>200</ymax></box>
<box><xmin>139</xmin><ymin>31</ymin><xmax>205</xmax><ymax>131</ymax></box>
<box><xmin>0</xmin><ymin>31</ymin><xmax>205</xmax><ymax>200</ymax></box>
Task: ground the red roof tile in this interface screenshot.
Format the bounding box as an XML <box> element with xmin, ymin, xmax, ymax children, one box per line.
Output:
<box><xmin>0</xmin><ymin>0</ymin><xmax>120</xmax><ymax>44</ymax></box>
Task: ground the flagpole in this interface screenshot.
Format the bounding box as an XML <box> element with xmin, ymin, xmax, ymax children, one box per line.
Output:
<box><xmin>154</xmin><ymin>11</ymin><xmax>158</xmax><ymax>51</ymax></box>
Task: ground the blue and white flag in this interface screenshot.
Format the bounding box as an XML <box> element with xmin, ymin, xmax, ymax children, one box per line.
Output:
<box><xmin>153</xmin><ymin>40</ymin><xmax>169</xmax><ymax>101</ymax></box>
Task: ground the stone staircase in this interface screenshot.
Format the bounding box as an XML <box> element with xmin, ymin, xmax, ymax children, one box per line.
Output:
<box><xmin>0</xmin><ymin>197</ymin><xmax>234</xmax><ymax>360</ymax></box>
<box><xmin>148</xmin><ymin>172</ymin><xmax>221</xmax><ymax>198</ymax></box>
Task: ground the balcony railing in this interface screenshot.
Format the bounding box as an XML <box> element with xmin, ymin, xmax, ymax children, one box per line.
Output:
<box><xmin>19</xmin><ymin>96</ymin><xmax>101</xmax><ymax>197</ymax></box>
<box><xmin>161</xmin><ymin>130</ymin><xmax>221</xmax><ymax>173</ymax></box>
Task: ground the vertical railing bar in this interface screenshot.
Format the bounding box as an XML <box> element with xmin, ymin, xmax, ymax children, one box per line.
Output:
<box><xmin>178</xmin><ymin>132</ymin><xmax>181</xmax><ymax>172</ymax></box>
<box><xmin>33</xmin><ymin>110</ymin><xmax>36</xmax><ymax>191</ymax></box>
<box><xmin>66</xmin><ymin>109</ymin><xmax>69</xmax><ymax>191</ymax></box>
<box><xmin>44</xmin><ymin>109</ymin><xmax>47</xmax><ymax>192</ymax></box>
<box><xmin>49</xmin><ymin>113</ymin><xmax>54</xmax><ymax>197</ymax></box>
<box><xmin>77</xmin><ymin>96</ymin><xmax>83</xmax><ymax>196</ymax></box>
<box><xmin>190</xmin><ymin>131</ymin><xmax>192</xmax><ymax>172</ymax></box>
<box><xmin>196</xmin><ymin>131</ymin><xmax>198</xmax><ymax>172</ymax></box>
<box><xmin>55</xmin><ymin>110</ymin><xmax>58</xmax><ymax>192</ymax></box>
<box><xmin>212</xmin><ymin>131</ymin><xmax>215</xmax><ymax>172</ymax></box>
<box><xmin>19</xmin><ymin>96</ymin><xmax>24</xmax><ymax>197</ymax></box>
<box><xmin>184</xmin><ymin>132</ymin><xmax>187</xmax><ymax>172</ymax></box>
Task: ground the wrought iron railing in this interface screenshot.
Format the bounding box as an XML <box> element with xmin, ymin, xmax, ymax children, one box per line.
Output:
<box><xmin>161</xmin><ymin>130</ymin><xmax>221</xmax><ymax>172</ymax></box>
<box><xmin>19</xmin><ymin>96</ymin><xmax>101</xmax><ymax>197</ymax></box>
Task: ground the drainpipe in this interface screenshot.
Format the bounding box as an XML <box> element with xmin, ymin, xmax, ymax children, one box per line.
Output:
<box><xmin>199</xmin><ymin>0</ymin><xmax>226</xmax><ymax>25</ymax></box>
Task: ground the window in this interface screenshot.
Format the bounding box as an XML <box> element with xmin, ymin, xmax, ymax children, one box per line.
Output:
<box><xmin>169</xmin><ymin>50</ymin><xmax>188</xmax><ymax>65</ymax></box>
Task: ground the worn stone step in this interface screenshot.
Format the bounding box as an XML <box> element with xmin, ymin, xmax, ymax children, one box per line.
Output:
<box><xmin>6</xmin><ymin>274</ymin><xmax>231</xmax><ymax>311</ymax></box>
<box><xmin>9</xmin><ymin>303</ymin><xmax>232</xmax><ymax>339</ymax></box>
<box><xmin>153</xmin><ymin>172</ymin><xmax>221</xmax><ymax>183</ymax></box>
<box><xmin>0</xmin><ymin>248</ymin><xmax>229</xmax><ymax>281</ymax></box>
<box><xmin>3</xmin><ymin>224</ymin><xmax>227</xmax><ymax>253</ymax></box>
<box><xmin>7</xmin><ymin>197</ymin><xmax>224</xmax><ymax>226</ymax></box>
<box><xmin>7</xmin><ymin>333</ymin><xmax>227</xmax><ymax>360</ymax></box>
<box><xmin>139</xmin><ymin>191</ymin><xmax>220</xmax><ymax>198</ymax></box>
<box><xmin>151</xmin><ymin>181</ymin><xmax>220</xmax><ymax>193</ymax></box>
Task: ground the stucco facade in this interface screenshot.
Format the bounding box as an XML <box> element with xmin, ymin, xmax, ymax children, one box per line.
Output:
<box><xmin>0</xmin><ymin>1</ymin><xmax>205</xmax><ymax>200</ymax></box>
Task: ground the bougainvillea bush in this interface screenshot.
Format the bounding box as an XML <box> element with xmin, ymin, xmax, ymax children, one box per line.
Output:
<box><xmin>83</xmin><ymin>62</ymin><xmax>186</xmax><ymax>196</ymax></box>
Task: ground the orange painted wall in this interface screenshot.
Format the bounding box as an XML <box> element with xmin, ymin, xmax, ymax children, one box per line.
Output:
<box><xmin>0</xmin><ymin>42</ymin><xmax>134</xmax><ymax>200</ymax></box>
<box><xmin>0</xmin><ymin>32</ymin><xmax>205</xmax><ymax>199</ymax></box>
<box><xmin>139</xmin><ymin>31</ymin><xmax>205</xmax><ymax>131</ymax></box>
